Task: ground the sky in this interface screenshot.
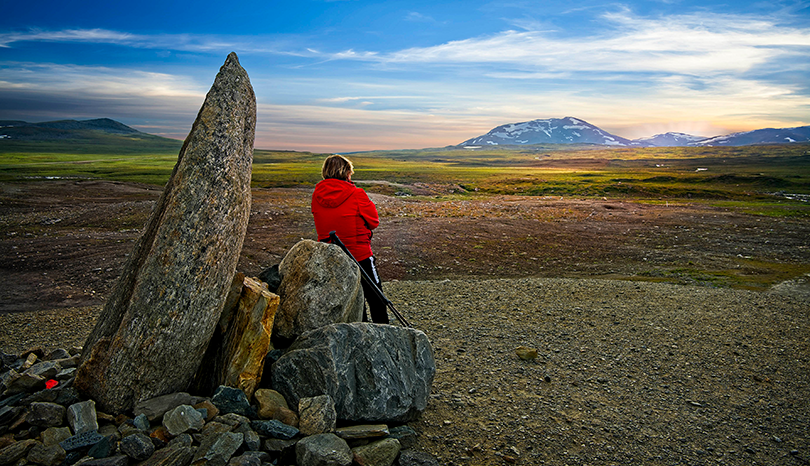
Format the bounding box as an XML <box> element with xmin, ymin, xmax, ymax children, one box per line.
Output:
<box><xmin>1</xmin><ymin>0</ymin><xmax>809</xmax><ymax>152</ymax></box>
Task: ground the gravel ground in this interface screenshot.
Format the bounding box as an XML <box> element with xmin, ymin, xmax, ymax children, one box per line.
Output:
<box><xmin>2</xmin><ymin>276</ymin><xmax>808</xmax><ymax>465</ymax></box>
<box><xmin>384</xmin><ymin>277</ymin><xmax>810</xmax><ymax>466</ymax></box>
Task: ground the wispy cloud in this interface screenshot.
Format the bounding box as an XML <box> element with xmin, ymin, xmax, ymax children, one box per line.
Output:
<box><xmin>361</xmin><ymin>11</ymin><xmax>810</xmax><ymax>76</ymax></box>
<box><xmin>0</xmin><ymin>28</ymin><xmax>317</xmax><ymax>56</ymax></box>
<box><xmin>405</xmin><ymin>11</ymin><xmax>444</xmax><ymax>24</ymax></box>
<box><xmin>1</xmin><ymin>7</ymin><xmax>807</xmax><ymax>151</ymax></box>
<box><xmin>0</xmin><ymin>62</ymin><xmax>205</xmax><ymax>135</ymax></box>
<box><xmin>0</xmin><ymin>62</ymin><xmax>205</xmax><ymax>96</ymax></box>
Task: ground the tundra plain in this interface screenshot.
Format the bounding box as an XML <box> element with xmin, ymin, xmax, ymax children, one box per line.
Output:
<box><xmin>1</xmin><ymin>142</ymin><xmax>809</xmax><ymax>465</ymax></box>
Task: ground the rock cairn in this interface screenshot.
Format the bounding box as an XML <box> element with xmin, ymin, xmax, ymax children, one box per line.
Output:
<box><xmin>1</xmin><ymin>53</ymin><xmax>438</xmax><ymax>466</ymax></box>
<box><xmin>0</xmin><ymin>348</ymin><xmax>436</xmax><ymax>466</ymax></box>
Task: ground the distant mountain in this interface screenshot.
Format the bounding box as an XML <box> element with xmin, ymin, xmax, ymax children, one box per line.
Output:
<box><xmin>459</xmin><ymin>117</ymin><xmax>636</xmax><ymax>147</ymax></box>
<box><xmin>633</xmin><ymin>132</ymin><xmax>706</xmax><ymax>147</ymax></box>
<box><xmin>0</xmin><ymin>118</ymin><xmax>183</xmax><ymax>154</ymax></box>
<box><xmin>693</xmin><ymin>126</ymin><xmax>810</xmax><ymax>146</ymax></box>
<box><xmin>0</xmin><ymin>118</ymin><xmax>142</xmax><ymax>140</ymax></box>
<box><xmin>459</xmin><ymin>117</ymin><xmax>810</xmax><ymax>148</ymax></box>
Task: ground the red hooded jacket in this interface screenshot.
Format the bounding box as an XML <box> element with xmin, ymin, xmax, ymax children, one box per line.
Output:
<box><xmin>311</xmin><ymin>178</ymin><xmax>379</xmax><ymax>261</ymax></box>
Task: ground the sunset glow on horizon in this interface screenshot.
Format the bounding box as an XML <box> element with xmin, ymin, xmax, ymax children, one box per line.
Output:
<box><xmin>2</xmin><ymin>1</ymin><xmax>809</xmax><ymax>152</ymax></box>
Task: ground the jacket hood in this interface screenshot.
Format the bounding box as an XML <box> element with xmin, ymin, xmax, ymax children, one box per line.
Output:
<box><xmin>313</xmin><ymin>178</ymin><xmax>356</xmax><ymax>208</ymax></box>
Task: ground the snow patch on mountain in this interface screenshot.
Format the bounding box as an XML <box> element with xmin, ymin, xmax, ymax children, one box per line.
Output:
<box><xmin>460</xmin><ymin>117</ymin><xmax>635</xmax><ymax>147</ymax></box>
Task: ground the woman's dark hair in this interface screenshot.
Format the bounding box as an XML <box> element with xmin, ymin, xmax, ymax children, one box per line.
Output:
<box><xmin>322</xmin><ymin>154</ymin><xmax>354</xmax><ymax>180</ymax></box>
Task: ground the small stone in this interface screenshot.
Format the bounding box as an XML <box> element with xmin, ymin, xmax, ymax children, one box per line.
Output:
<box><xmin>272</xmin><ymin>407</ymin><xmax>299</xmax><ymax>428</ymax></box>
<box><xmin>78</xmin><ymin>455</ymin><xmax>128</xmax><ymax>466</ymax></box>
<box><xmin>41</xmin><ymin>427</ymin><xmax>71</xmax><ymax>447</ymax></box>
<box><xmin>140</xmin><ymin>445</ymin><xmax>195</xmax><ymax>466</ymax></box>
<box><xmin>233</xmin><ymin>423</ymin><xmax>262</xmax><ymax>451</ymax></box>
<box><xmin>163</xmin><ymin>405</ymin><xmax>205</xmax><ymax>436</ymax></box>
<box><xmin>240</xmin><ymin>429</ymin><xmax>261</xmax><ymax>452</ymax></box>
<box><xmin>201</xmin><ymin>422</ymin><xmax>234</xmax><ymax>438</ymax></box>
<box><xmin>515</xmin><ymin>346</ymin><xmax>538</xmax><ymax>360</ymax></box>
<box><xmin>335</xmin><ymin>424</ymin><xmax>389</xmax><ymax>441</ymax></box>
<box><xmin>67</xmin><ymin>400</ymin><xmax>98</xmax><ymax>435</ymax></box>
<box><xmin>132</xmin><ymin>414</ymin><xmax>150</xmax><ymax>431</ymax></box>
<box><xmin>295</xmin><ymin>433</ymin><xmax>352</xmax><ymax>466</ymax></box>
<box><xmin>250</xmin><ymin>420</ymin><xmax>298</xmax><ymax>440</ymax></box>
<box><xmin>149</xmin><ymin>427</ymin><xmax>172</xmax><ymax>444</ymax></box>
<box><xmin>28</xmin><ymin>403</ymin><xmax>66</xmax><ymax>428</ymax></box>
<box><xmin>133</xmin><ymin>392</ymin><xmax>195</xmax><ymax>423</ymax></box>
<box><xmin>0</xmin><ymin>406</ymin><xmax>23</xmax><ymax>427</ymax></box>
<box><xmin>117</xmin><ymin>423</ymin><xmax>141</xmax><ymax>438</ymax></box>
<box><xmin>215</xmin><ymin>412</ymin><xmax>251</xmax><ymax>428</ymax></box>
<box><xmin>120</xmin><ymin>432</ymin><xmax>155</xmax><ymax>461</ymax></box>
<box><xmin>194</xmin><ymin>400</ymin><xmax>219</xmax><ymax>422</ymax></box>
<box><xmin>45</xmin><ymin>349</ymin><xmax>72</xmax><ymax>361</ymax></box>
<box><xmin>193</xmin><ymin>432</ymin><xmax>244</xmax><ymax>466</ymax></box>
<box><xmin>4</xmin><ymin>372</ymin><xmax>46</xmax><ymax>395</ymax></box>
<box><xmin>0</xmin><ymin>439</ymin><xmax>38</xmax><ymax>465</ymax></box>
<box><xmin>387</xmin><ymin>425</ymin><xmax>417</xmax><ymax>450</ymax></box>
<box><xmin>25</xmin><ymin>362</ymin><xmax>61</xmax><ymax>380</ymax></box>
<box><xmin>26</xmin><ymin>442</ymin><xmax>66</xmax><ymax>466</ymax></box>
<box><xmin>0</xmin><ymin>393</ymin><xmax>26</xmax><ymax>410</ymax></box>
<box><xmin>396</xmin><ymin>450</ymin><xmax>440</xmax><ymax>466</ymax></box>
<box><xmin>87</xmin><ymin>436</ymin><xmax>115</xmax><ymax>459</ymax></box>
<box><xmin>56</xmin><ymin>368</ymin><xmax>77</xmax><ymax>381</ymax></box>
<box><xmin>212</xmin><ymin>386</ymin><xmax>252</xmax><ymax>418</ymax></box>
<box><xmin>263</xmin><ymin>438</ymin><xmax>297</xmax><ymax>464</ymax></box>
<box><xmin>167</xmin><ymin>434</ymin><xmax>193</xmax><ymax>449</ymax></box>
<box><xmin>20</xmin><ymin>352</ymin><xmax>39</xmax><ymax>370</ymax></box>
<box><xmin>59</xmin><ymin>430</ymin><xmax>105</xmax><ymax>452</ymax></box>
<box><xmin>253</xmin><ymin>389</ymin><xmax>289</xmax><ymax>420</ymax></box>
<box><xmin>55</xmin><ymin>387</ymin><xmax>81</xmax><ymax>407</ymax></box>
<box><xmin>298</xmin><ymin>395</ymin><xmax>336</xmax><ymax>436</ymax></box>
<box><xmin>352</xmin><ymin>438</ymin><xmax>400</xmax><ymax>466</ymax></box>
<box><xmin>226</xmin><ymin>453</ymin><xmax>261</xmax><ymax>466</ymax></box>
<box><xmin>97</xmin><ymin>425</ymin><xmax>119</xmax><ymax>440</ymax></box>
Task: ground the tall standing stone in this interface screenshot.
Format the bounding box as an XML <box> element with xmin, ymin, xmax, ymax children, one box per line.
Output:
<box><xmin>75</xmin><ymin>52</ymin><xmax>256</xmax><ymax>414</ymax></box>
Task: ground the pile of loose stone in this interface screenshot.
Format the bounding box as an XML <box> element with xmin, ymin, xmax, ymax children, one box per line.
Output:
<box><xmin>0</xmin><ymin>348</ymin><xmax>439</xmax><ymax>466</ymax></box>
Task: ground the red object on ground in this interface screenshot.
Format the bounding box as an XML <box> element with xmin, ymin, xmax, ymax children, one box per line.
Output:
<box><xmin>45</xmin><ymin>379</ymin><xmax>58</xmax><ymax>389</ymax></box>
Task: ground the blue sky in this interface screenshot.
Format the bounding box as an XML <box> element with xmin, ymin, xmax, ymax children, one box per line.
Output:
<box><xmin>1</xmin><ymin>0</ymin><xmax>809</xmax><ymax>151</ymax></box>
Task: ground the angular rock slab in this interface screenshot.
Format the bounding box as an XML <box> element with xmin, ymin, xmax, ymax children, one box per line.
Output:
<box><xmin>271</xmin><ymin>323</ymin><xmax>435</xmax><ymax>423</ymax></box>
<box><xmin>75</xmin><ymin>52</ymin><xmax>256</xmax><ymax>414</ymax></box>
<box><xmin>193</xmin><ymin>275</ymin><xmax>279</xmax><ymax>399</ymax></box>
<box><xmin>273</xmin><ymin>240</ymin><xmax>363</xmax><ymax>341</ymax></box>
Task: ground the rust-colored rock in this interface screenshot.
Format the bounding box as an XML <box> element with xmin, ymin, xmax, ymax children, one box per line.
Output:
<box><xmin>192</xmin><ymin>276</ymin><xmax>278</xmax><ymax>400</ymax></box>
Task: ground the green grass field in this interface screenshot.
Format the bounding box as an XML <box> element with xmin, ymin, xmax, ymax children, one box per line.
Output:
<box><xmin>1</xmin><ymin>135</ymin><xmax>809</xmax><ymax>216</ymax></box>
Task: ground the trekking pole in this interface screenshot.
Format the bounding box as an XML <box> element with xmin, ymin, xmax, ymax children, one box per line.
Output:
<box><xmin>327</xmin><ymin>231</ymin><xmax>412</xmax><ymax>328</ymax></box>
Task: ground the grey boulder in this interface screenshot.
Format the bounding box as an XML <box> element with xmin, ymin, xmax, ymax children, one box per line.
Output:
<box><xmin>273</xmin><ymin>240</ymin><xmax>364</xmax><ymax>341</ymax></box>
<box><xmin>271</xmin><ymin>323</ymin><xmax>435</xmax><ymax>423</ymax></box>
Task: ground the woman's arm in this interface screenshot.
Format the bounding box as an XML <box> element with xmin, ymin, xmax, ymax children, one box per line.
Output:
<box><xmin>357</xmin><ymin>189</ymin><xmax>380</xmax><ymax>230</ymax></box>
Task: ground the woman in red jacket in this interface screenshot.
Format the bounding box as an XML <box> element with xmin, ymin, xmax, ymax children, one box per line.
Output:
<box><xmin>311</xmin><ymin>154</ymin><xmax>388</xmax><ymax>324</ymax></box>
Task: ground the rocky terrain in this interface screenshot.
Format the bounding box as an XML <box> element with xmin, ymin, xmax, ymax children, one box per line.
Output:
<box><xmin>1</xmin><ymin>180</ymin><xmax>809</xmax><ymax>465</ymax></box>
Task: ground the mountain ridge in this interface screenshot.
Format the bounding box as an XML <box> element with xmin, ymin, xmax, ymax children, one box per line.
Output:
<box><xmin>0</xmin><ymin>118</ymin><xmax>146</xmax><ymax>141</ymax></box>
<box><xmin>460</xmin><ymin>117</ymin><xmax>810</xmax><ymax>148</ymax></box>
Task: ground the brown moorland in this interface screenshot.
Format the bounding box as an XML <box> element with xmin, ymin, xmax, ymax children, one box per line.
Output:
<box><xmin>1</xmin><ymin>179</ymin><xmax>808</xmax><ymax>465</ymax></box>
